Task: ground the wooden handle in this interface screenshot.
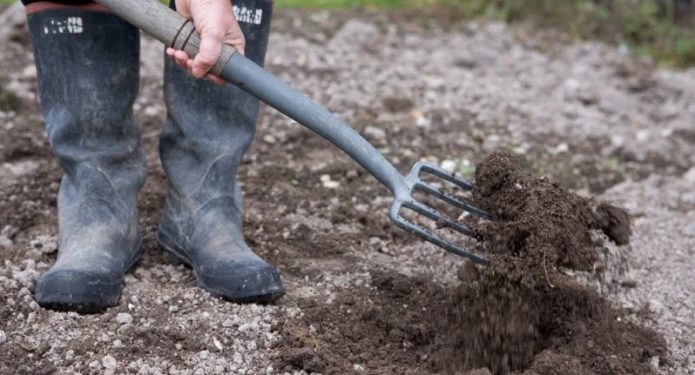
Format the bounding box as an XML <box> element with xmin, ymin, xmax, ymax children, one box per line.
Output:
<box><xmin>94</xmin><ymin>0</ymin><xmax>235</xmax><ymax>75</ymax></box>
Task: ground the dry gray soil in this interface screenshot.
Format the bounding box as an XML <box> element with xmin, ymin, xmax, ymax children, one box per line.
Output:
<box><xmin>0</xmin><ymin>6</ymin><xmax>693</xmax><ymax>375</ymax></box>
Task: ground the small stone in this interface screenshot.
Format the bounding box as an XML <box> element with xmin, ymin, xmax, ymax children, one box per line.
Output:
<box><xmin>213</xmin><ymin>337</ymin><xmax>223</xmax><ymax>352</ymax></box>
<box><xmin>89</xmin><ymin>360</ymin><xmax>102</xmax><ymax>369</ymax></box>
<box><xmin>233</xmin><ymin>352</ymin><xmax>243</xmax><ymax>364</ymax></box>
<box><xmin>115</xmin><ymin>313</ymin><xmax>133</xmax><ymax>325</ymax></box>
<box><xmin>440</xmin><ymin>160</ymin><xmax>456</xmax><ymax>173</ymax></box>
<box><xmin>684</xmin><ymin>167</ymin><xmax>695</xmax><ymax>183</ymax></box>
<box><xmin>20</xmin><ymin>337</ymin><xmax>38</xmax><ymax>351</ymax></box>
<box><xmin>0</xmin><ymin>330</ymin><xmax>6</xmax><ymax>344</ymax></box>
<box><xmin>364</xmin><ymin>125</ymin><xmax>386</xmax><ymax>140</ymax></box>
<box><xmin>102</xmin><ymin>355</ymin><xmax>117</xmax><ymax>370</ymax></box>
<box><xmin>649</xmin><ymin>355</ymin><xmax>660</xmax><ymax>370</ymax></box>
<box><xmin>414</xmin><ymin>113</ymin><xmax>430</xmax><ymax>128</ymax></box>
<box><xmin>0</xmin><ymin>236</ymin><xmax>11</xmax><ymax>249</ymax></box>
<box><xmin>143</xmin><ymin>106</ymin><xmax>159</xmax><ymax>117</ymax></box>
<box><xmin>29</xmin><ymin>235</ymin><xmax>57</xmax><ymax>254</ymax></box>
<box><xmin>247</xmin><ymin>340</ymin><xmax>257</xmax><ymax>351</ymax></box>
<box><xmin>649</xmin><ymin>299</ymin><xmax>664</xmax><ymax>315</ymax></box>
<box><xmin>554</xmin><ymin>143</ymin><xmax>569</xmax><ymax>154</ymax></box>
<box><xmin>320</xmin><ymin>174</ymin><xmax>340</xmax><ymax>189</ymax></box>
<box><xmin>262</xmin><ymin>134</ymin><xmax>277</xmax><ymax>144</ymax></box>
<box><xmin>353</xmin><ymin>363</ymin><xmax>365</xmax><ymax>372</ymax></box>
<box><xmin>117</xmin><ymin>323</ymin><xmax>134</xmax><ymax>334</ymax></box>
<box><xmin>682</xmin><ymin>222</ymin><xmax>695</xmax><ymax>237</ymax></box>
<box><xmin>21</xmin><ymin>65</ymin><xmax>37</xmax><ymax>79</ymax></box>
<box><xmin>222</xmin><ymin>319</ymin><xmax>235</xmax><ymax>328</ymax></box>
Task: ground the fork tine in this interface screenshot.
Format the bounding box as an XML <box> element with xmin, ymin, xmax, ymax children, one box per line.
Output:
<box><xmin>390</xmin><ymin>208</ymin><xmax>488</xmax><ymax>264</ymax></box>
<box><xmin>414</xmin><ymin>182</ymin><xmax>493</xmax><ymax>220</ymax></box>
<box><xmin>417</xmin><ymin>162</ymin><xmax>474</xmax><ymax>190</ymax></box>
<box><xmin>403</xmin><ymin>200</ymin><xmax>476</xmax><ymax>238</ymax></box>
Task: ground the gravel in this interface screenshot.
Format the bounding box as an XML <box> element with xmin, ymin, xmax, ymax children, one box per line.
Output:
<box><xmin>115</xmin><ymin>312</ymin><xmax>133</xmax><ymax>325</ymax></box>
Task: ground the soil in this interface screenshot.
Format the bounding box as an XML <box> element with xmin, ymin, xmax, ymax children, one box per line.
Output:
<box><xmin>275</xmin><ymin>152</ymin><xmax>667</xmax><ymax>375</ymax></box>
<box><xmin>1</xmin><ymin>7</ymin><xmax>693</xmax><ymax>375</ymax></box>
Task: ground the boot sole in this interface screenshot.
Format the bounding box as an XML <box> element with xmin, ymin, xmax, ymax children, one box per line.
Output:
<box><xmin>156</xmin><ymin>231</ymin><xmax>285</xmax><ymax>304</ymax></box>
<box><xmin>35</xmin><ymin>246</ymin><xmax>143</xmax><ymax>314</ymax></box>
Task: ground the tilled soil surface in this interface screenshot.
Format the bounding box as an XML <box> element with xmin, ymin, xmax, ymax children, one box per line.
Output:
<box><xmin>1</xmin><ymin>7</ymin><xmax>694</xmax><ymax>375</ymax></box>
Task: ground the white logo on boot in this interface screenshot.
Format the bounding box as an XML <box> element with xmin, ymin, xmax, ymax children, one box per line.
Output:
<box><xmin>233</xmin><ymin>6</ymin><xmax>263</xmax><ymax>25</ymax></box>
<box><xmin>43</xmin><ymin>17</ymin><xmax>83</xmax><ymax>34</ymax></box>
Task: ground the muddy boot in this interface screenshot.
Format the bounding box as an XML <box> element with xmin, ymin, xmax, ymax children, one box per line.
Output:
<box><xmin>157</xmin><ymin>0</ymin><xmax>283</xmax><ymax>303</ymax></box>
<box><xmin>28</xmin><ymin>9</ymin><xmax>147</xmax><ymax>312</ymax></box>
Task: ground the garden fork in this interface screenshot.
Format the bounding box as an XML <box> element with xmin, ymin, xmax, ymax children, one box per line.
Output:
<box><xmin>95</xmin><ymin>0</ymin><xmax>492</xmax><ymax>264</ymax></box>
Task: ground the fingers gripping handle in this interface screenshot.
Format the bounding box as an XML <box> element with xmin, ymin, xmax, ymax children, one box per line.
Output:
<box><xmin>94</xmin><ymin>0</ymin><xmax>234</xmax><ymax>76</ymax></box>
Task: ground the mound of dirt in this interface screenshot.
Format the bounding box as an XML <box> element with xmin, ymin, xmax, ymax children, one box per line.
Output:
<box><xmin>472</xmin><ymin>151</ymin><xmax>631</xmax><ymax>274</ymax></box>
<box><xmin>277</xmin><ymin>151</ymin><xmax>666</xmax><ymax>375</ymax></box>
<box><xmin>431</xmin><ymin>152</ymin><xmax>665</xmax><ymax>374</ymax></box>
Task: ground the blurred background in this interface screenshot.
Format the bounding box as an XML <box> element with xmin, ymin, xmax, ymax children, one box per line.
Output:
<box><xmin>276</xmin><ymin>0</ymin><xmax>695</xmax><ymax>67</ymax></box>
<box><xmin>1</xmin><ymin>0</ymin><xmax>694</xmax><ymax>66</ymax></box>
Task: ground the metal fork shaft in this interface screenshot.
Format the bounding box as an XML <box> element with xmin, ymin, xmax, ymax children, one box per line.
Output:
<box><xmin>221</xmin><ymin>53</ymin><xmax>410</xmax><ymax>197</ymax></box>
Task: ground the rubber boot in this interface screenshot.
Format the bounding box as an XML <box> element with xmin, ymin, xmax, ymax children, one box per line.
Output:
<box><xmin>28</xmin><ymin>9</ymin><xmax>147</xmax><ymax>312</ymax></box>
<box><xmin>157</xmin><ymin>0</ymin><xmax>284</xmax><ymax>303</ymax></box>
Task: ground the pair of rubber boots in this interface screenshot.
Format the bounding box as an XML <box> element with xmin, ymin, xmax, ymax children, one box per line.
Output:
<box><xmin>28</xmin><ymin>2</ymin><xmax>283</xmax><ymax>313</ymax></box>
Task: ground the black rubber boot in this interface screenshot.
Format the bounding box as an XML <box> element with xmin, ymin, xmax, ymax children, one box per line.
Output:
<box><xmin>157</xmin><ymin>0</ymin><xmax>283</xmax><ymax>303</ymax></box>
<box><xmin>28</xmin><ymin>9</ymin><xmax>147</xmax><ymax>313</ymax></box>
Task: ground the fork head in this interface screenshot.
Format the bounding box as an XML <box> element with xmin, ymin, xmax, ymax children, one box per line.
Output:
<box><xmin>388</xmin><ymin>162</ymin><xmax>492</xmax><ymax>264</ymax></box>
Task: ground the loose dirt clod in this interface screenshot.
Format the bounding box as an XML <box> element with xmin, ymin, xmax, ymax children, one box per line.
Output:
<box><xmin>472</xmin><ymin>151</ymin><xmax>631</xmax><ymax>274</ymax></box>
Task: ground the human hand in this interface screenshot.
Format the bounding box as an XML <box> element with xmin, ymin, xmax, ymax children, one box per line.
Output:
<box><xmin>166</xmin><ymin>0</ymin><xmax>245</xmax><ymax>84</ymax></box>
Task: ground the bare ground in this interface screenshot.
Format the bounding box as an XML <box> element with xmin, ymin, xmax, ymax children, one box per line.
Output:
<box><xmin>0</xmin><ymin>8</ymin><xmax>693</xmax><ymax>375</ymax></box>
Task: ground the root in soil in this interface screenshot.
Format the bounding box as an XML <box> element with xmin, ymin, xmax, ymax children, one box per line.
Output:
<box><xmin>277</xmin><ymin>151</ymin><xmax>666</xmax><ymax>375</ymax></box>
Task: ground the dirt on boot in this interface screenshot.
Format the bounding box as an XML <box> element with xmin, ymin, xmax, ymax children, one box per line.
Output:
<box><xmin>276</xmin><ymin>151</ymin><xmax>667</xmax><ymax>375</ymax></box>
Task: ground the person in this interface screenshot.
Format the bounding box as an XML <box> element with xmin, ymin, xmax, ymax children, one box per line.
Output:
<box><xmin>23</xmin><ymin>0</ymin><xmax>284</xmax><ymax>313</ymax></box>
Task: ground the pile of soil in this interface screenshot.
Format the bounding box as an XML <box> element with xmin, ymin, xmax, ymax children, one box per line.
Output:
<box><xmin>277</xmin><ymin>151</ymin><xmax>667</xmax><ymax>374</ymax></box>
<box><xmin>430</xmin><ymin>151</ymin><xmax>665</xmax><ymax>374</ymax></box>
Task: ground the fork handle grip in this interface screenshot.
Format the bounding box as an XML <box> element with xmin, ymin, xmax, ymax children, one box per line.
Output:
<box><xmin>95</xmin><ymin>0</ymin><xmax>409</xmax><ymax>196</ymax></box>
<box><xmin>94</xmin><ymin>0</ymin><xmax>232</xmax><ymax>75</ymax></box>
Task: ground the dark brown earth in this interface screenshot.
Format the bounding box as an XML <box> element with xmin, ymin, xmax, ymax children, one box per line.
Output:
<box><xmin>276</xmin><ymin>152</ymin><xmax>667</xmax><ymax>375</ymax></box>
